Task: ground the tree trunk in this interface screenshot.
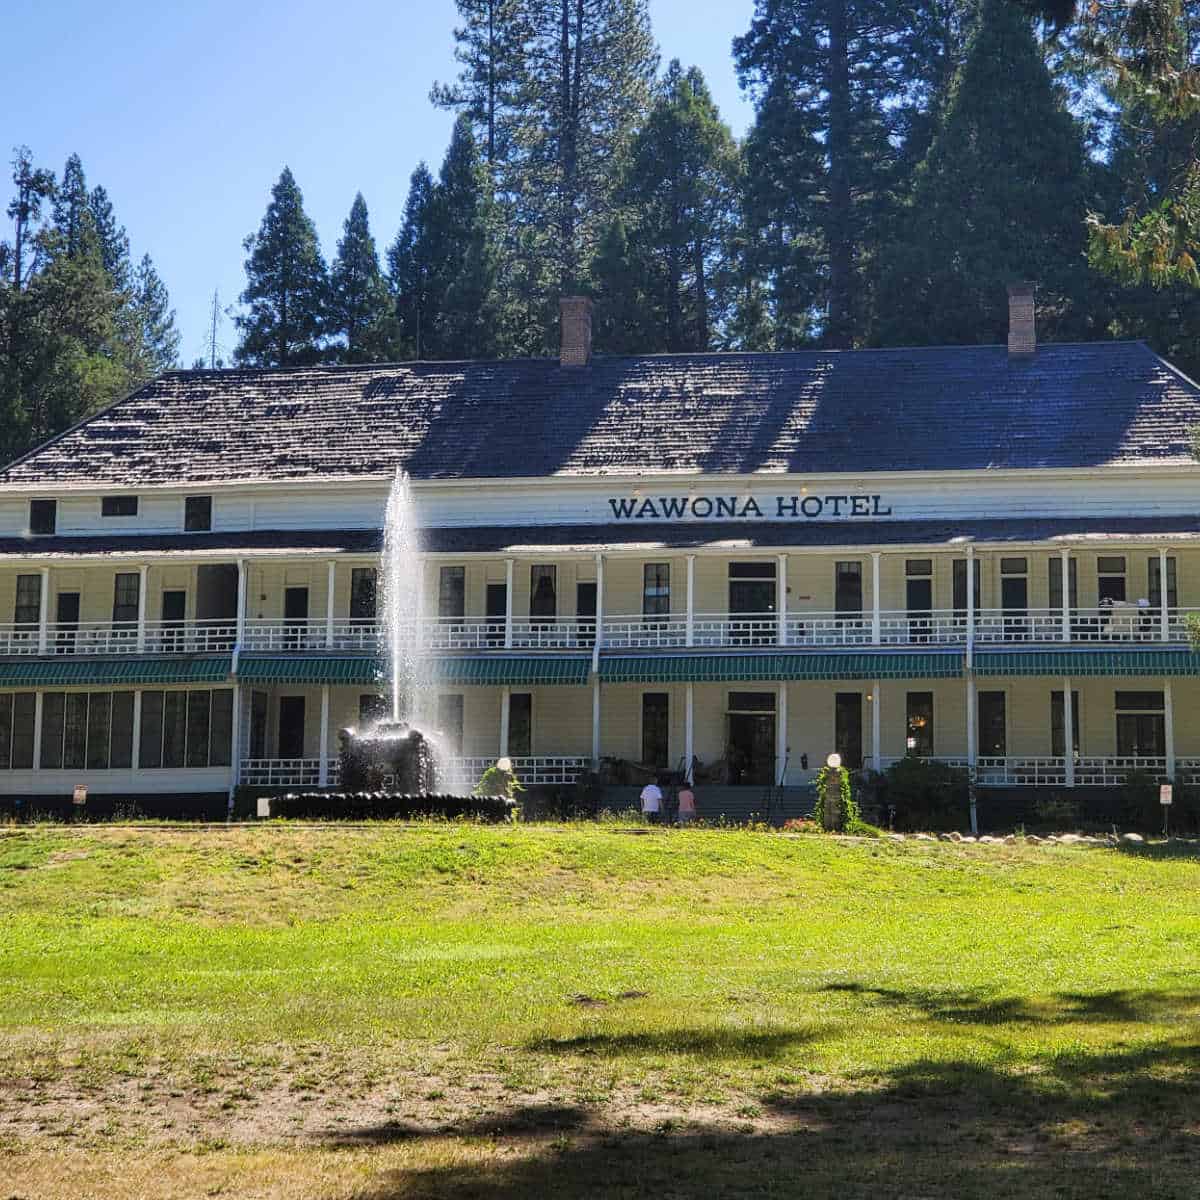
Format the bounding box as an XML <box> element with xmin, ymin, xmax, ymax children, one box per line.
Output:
<box><xmin>694</xmin><ymin>235</ymin><xmax>709</xmax><ymax>350</ymax></box>
<box><xmin>826</xmin><ymin>0</ymin><xmax>854</xmax><ymax>349</ymax></box>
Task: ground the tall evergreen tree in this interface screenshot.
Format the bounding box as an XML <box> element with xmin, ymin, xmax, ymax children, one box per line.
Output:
<box><xmin>735</xmin><ymin>0</ymin><xmax>915</xmax><ymax>348</ymax></box>
<box><xmin>235</xmin><ymin>168</ymin><xmax>329</xmax><ymax>366</ymax></box>
<box><xmin>131</xmin><ymin>254</ymin><xmax>181</xmax><ymax>373</ymax></box>
<box><xmin>873</xmin><ymin>0</ymin><xmax>1095</xmax><ymax>345</ymax></box>
<box><xmin>52</xmin><ymin>154</ymin><xmax>95</xmax><ymax>259</ymax></box>
<box><xmin>88</xmin><ymin>186</ymin><xmax>131</xmax><ymax>291</ymax></box>
<box><xmin>590</xmin><ymin>216</ymin><xmax>655</xmax><ymax>352</ymax></box>
<box><xmin>387</xmin><ymin>164</ymin><xmax>439</xmax><ymax>359</ymax></box>
<box><xmin>328</xmin><ymin>193</ymin><xmax>396</xmax><ymax>363</ymax></box>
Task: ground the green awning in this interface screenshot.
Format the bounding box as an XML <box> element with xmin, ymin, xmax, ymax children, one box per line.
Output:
<box><xmin>235</xmin><ymin>655</ymin><xmax>592</xmax><ymax>687</ymax></box>
<box><xmin>0</xmin><ymin>656</ymin><xmax>231</xmax><ymax>687</ymax></box>
<box><xmin>599</xmin><ymin>652</ymin><xmax>963</xmax><ymax>684</ymax></box>
<box><xmin>975</xmin><ymin>649</ymin><xmax>1200</xmax><ymax>676</ymax></box>
<box><xmin>236</xmin><ymin>656</ymin><xmax>383</xmax><ymax>685</ymax></box>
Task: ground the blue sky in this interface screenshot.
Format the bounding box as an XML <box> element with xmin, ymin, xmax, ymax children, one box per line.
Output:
<box><xmin>6</xmin><ymin>0</ymin><xmax>756</xmax><ymax>365</ymax></box>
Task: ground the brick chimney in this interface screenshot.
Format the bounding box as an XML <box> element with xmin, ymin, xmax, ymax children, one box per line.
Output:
<box><xmin>1007</xmin><ymin>281</ymin><xmax>1036</xmax><ymax>355</ymax></box>
<box><xmin>560</xmin><ymin>296</ymin><xmax>594</xmax><ymax>368</ymax></box>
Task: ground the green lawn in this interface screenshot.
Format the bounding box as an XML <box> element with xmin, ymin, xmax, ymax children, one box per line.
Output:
<box><xmin>1</xmin><ymin>822</ymin><xmax>1198</xmax><ymax>1199</ymax></box>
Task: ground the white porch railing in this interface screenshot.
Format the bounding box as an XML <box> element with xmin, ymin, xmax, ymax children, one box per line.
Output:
<box><xmin>449</xmin><ymin>756</ymin><xmax>591</xmax><ymax>787</ymax></box>
<box><xmin>876</xmin><ymin>754</ymin><xmax>1170</xmax><ymax>786</ymax></box>
<box><xmin>240</xmin><ymin>758</ymin><xmax>333</xmax><ymax>787</ymax></box>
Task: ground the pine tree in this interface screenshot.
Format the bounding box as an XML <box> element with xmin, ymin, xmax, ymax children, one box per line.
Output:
<box><xmin>235</xmin><ymin>168</ymin><xmax>329</xmax><ymax>366</ymax></box>
<box><xmin>387</xmin><ymin>165</ymin><xmax>439</xmax><ymax>359</ymax></box>
<box><xmin>328</xmin><ymin>194</ymin><xmax>396</xmax><ymax>363</ymax></box>
<box><xmin>52</xmin><ymin>154</ymin><xmax>95</xmax><ymax>259</ymax></box>
<box><xmin>873</xmin><ymin>0</ymin><xmax>1095</xmax><ymax>346</ymax></box>
<box><xmin>590</xmin><ymin>217</ymin><xmax>656</xmax><ymax>352</ymax></box>
<box><xmin>88</xmin><ymin>186</ymin><xmax>132</xmax><ymax>291</ymax></box>
<box><xmin>426</xmin><ymin>117</ymin><xmax>502</xmax><ymax>359</ymax></box>
<box><xmin>735</xmin><ymin>0</ymin><xmax>916</xmax><ymax>348</ymax></box>
<box><xmin>131</xmin><ymin>254</ymin><xmax>181</xmax><ymax>373</ymax></box>
<box><xmin>604</xmin><ymin>61</ymin><xmax>740</xmax><ymax>351</ymax></box>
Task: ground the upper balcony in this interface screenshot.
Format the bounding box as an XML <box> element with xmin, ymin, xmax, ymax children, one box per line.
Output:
<box><xmin>0</xmin><ymin>603</ymin><xmax>1190</xmax><ymax>657</ymax></box>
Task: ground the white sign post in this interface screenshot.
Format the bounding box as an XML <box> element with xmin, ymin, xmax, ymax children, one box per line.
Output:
<box><xmin>1160</xmin><ymin>784</ymin><xmax>1173</xmax><ymax>839</ymax></box>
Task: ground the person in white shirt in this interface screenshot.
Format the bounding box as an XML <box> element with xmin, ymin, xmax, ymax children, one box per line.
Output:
<box><xmin>639</xmin><ymin>780</ymin><xmax>663</xmax><ymax>824</ymax></box>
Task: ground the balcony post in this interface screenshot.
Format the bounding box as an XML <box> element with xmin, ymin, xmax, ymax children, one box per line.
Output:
<box><xmin>37</xmin><ymin>567</ymin><xmax>49</xmax><ymax>655</ymax></box>
<box><xmin>685</xmin><ymin>554</ymin><xmax>696</xmax><ymax>648</ymax></box>
<box><xmin>966</xmin><ymin>675</ymin><xmax>977</xmax><ymax>771</ymax></box>
<box><xmin>236</xmin><ymin>560</ymin><xmax>247</xmax><ymax>648</ymax></box>
<box><xmin>871</xmin><ymin>553</ymin><xmax>881</xmax><ymax>645</ymax></box>
<box><xmin>318</xmin><ymin>685</ymin><xmax>330</xmax><ymax>788</ymax></box>
<box><xmin>1060</xmin><ymin>548</ymin><xmax>1071</xmax><ymax>642</ymax></box>
<box><xmin>593</xmin><ymin>552</ymin><xmax>604</xmax><ymax>672</ymax></box>
<box><xmin>1165</xmin><ymin>679</ymin><xmax>1176</xmax><ymax>782</ymax></box>
<box><xmin>500</xmin><ymin>687</ymin><xmax>511</xmax><ymax>756</ymax></box>
<box><xmin>871</xmin><ymin>680</ymin><xmax>882</xmax><ymax>771</ymax></box>
<box><xmin>776</xmin><ymin>683</ymin><xmax>788</xmax><ymax>786</ymax></box>
<box><xmin>1159</xmin><ymin>546</ymin><xmax>1170</xmax><ymax>641</ymax></box>
<box><xmin>136</xmin><ymin>564</ymin><xmax>149</xmax><ymax>653</ymax></box>
<box><xmin>504</xmin><ymin>559</ymin><xmax>514</xmax><ymax>650</ymax></box>
<box><xmin>685</xmin><ymin>683</ymin><xmax>694</xmax><ymax>783</ymax></box>
<box><xmin>31</xmin><ymin>692</ymin><xmax>42</xmax><ymax>770</ymax></box>
<box><xmin>325</xmin><ymin>561</ymin><xmax>336</xmax><ymax>650</ymax></box>
<box><xmin>228</xmin><ymin>685</ymin><xmax>241</xmax><ymax>791</ymax></box>
<box><xmin>591</xmin><ymin>676</ymin><xmax>601</xmax><ymax>768</ymax></box>
<box><xmin>777</xmin><ymin>554</ymin><xmax>788</xmax><ymax>646</ymax></box>
<box><xmin>1063</xmin><ymin>678</ymin><xmax>1075</xmax><ymax>787</ymax></box>
<box><xmin>965</xmin><ymin>544</ymin><xmax>975</xmax><ymax>668</ymax></box>
<box><xmin>131</xmin><ymin>690</ymin><xmax>142</xmax><ymax>770</ymax></box>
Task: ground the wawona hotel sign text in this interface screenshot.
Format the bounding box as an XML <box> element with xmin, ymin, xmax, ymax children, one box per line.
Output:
<box><xmin>608</xmin><ymin>494</ymin><xmax>894</xmax><ymax>521</ymax></box>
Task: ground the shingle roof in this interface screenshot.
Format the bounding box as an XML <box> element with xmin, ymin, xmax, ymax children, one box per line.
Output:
<box><xmin>1</xmin><ymin>341</ymin><xmax>1197</xmax><ymax>487</ymax></box>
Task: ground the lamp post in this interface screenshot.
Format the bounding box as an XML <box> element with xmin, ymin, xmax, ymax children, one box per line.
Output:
<box><xmin>822</xmin><ymin>752</ymin><xmax>843</xmax><ymax>831</ymax></box>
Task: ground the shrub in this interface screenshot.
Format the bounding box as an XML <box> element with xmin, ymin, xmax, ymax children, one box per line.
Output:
<box><xmin>269</xmin><ymin>792</ymin><xmax>513</xmax><ymax>821</ymax></box>
<box><xmin>1029</xmin><ymin>793</ymin><xmax>1080</xmax><ymax>831</ymax></box>
<box><xmin>782</xmin><ymin>817</ymin><xmax>818</xmax><ymax>833</ymax></box>
<box><xmin>882</xmin><ymin>756</ymin><xmax>969</xmax><ymax>831</ymax></box>
<box><xmin>473</xmin><ymin>765</ymin><xmax>524</xmax><ymax>799</ymax></box>
<box><xmin>811</xmin><ymin>765</ymin><xmax>861</xmax><ymax>832</ymax></box>
<box><xmin>1119</xmin><ymin>769</ymin><xmax>1160</xmax><ymax>831</ymax></box>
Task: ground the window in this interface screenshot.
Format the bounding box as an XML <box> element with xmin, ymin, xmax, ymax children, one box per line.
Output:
<box><xmin>952</xmin><ymin>559</ymin><xmax>981</xmax><ymax>617</ymax></box>
<box><xmin>138</xmin><ymin>689</ymin><xmax>234</xmax><ymax>768</ymax></box>
<box><xmin>14</xmin><ymin>575</ymin><xmax>40</xmax><ymax>626</ymax></box>
<box><xmin>1148</xmin><ymin>557</ymin><xmax>1177</xmax><ymax>609</ymax></box>
<box><xmin>835</xmin><ymin>693</ymin><xmax>863</xmax><ymax>770</ymax></box>
<box><xmin>0</xmin><ymin>693</ymin><xmax>36</xmax><ymax>769</ymax></box>
<box><xmin>729</xmin><ymin>562</ymin><xmax>776</xmax><ymax>612</ymax></box>
<box><xmin>835</xmin><ymin>562</ymin><xmax>862</xmax><ymax>614</ymax></box>
<box><xmin>185</xmin><ymin>496</ymin><xmax>212</xmax><ymax>531</ymax></box>
<box><xmin>1048</xmin><ymin>556</ymin><xmax>1078</xmax><ymax>611</ymax></box>
<box><xmin>439</xmin><ymin>566</ymin><xmax>466</xmax><ymax>620</ymax></box>
<box><xmin>1051</xmin><ymin>690</ymin><xmax>1080</xmax><ymax>759</ymax></box>
<box><xmin>438</xmin><ymin>694</ymin><xmax>464</xmax><ymax>756</ymax></box>
<box><xmin>530</xmin><ymin>566</ymin><xmax>556</xmax><ymax>619</ymax></box>
<box><xmin>906</xmin><ymin>559</ymin><xmax>932</xmax><ymax>578</ymax></box>
<box><xmin>508</xmin><ymin>693</ymin><xmax>532</xmax><ymax>757</ymax></box>
<box><xmin>38</xmin><ymin>691</ymin><xmax>133</xmax><ymax>771</ymax></box>
<box><xmin>1000</xmin><ymin>557</ymin><xmax>1027</xmax><ymax>575</ymax></box>
<box><xmin>112</xmin><ymin>573</ymin><xmax>140</xmax><ymax>624</ymax></box>
<box><xmin>358</xmin><ymin>694</ymin><xmax>388</xmax><ymax>728</ymax></box>
<box><xmin>1098</xmin><ymin>556</ymin><xmax>1127</xmax><ymax>604</ymax></box>
<box><xmin>728</xmin><ymin>691</ymin><xmax>776</xmax><ymax>712</ymax></box>
<box><xmin>643</xmin><ymin>564</ymin><xmax>670</xmax><ymax>618</ymax></box>
<box><xmin>1115</xmin><ymin>690</ymin><xmax>1165</xmax><ymax>757</ymax></box>
<box><xmin>641</xmin><ymin>692</ymin><xmax>669</xmax><ymax>768</ymax></box>
<box><xmin>350</xmin><ymin>568</ymin><xmax>377</xmax><ymax>621</ymax></box>
<box><xmin>29</xmin><ymin>499</ymin><xmax>56</xmax><ymax>535</ymax></box>
<box><xmin>101</xmin><ymin>495</ymin><xmax>138</xmax><ymax>517</ymax></box>
<box><xmin>906</xmin><ymin>692</ymin><xmax>934</xmax><ymax>757</ymax></box>
<box><xmin>978</xmin><ymin>691</ymin><xmax>1006</xmax><ymax>756</ymax></box>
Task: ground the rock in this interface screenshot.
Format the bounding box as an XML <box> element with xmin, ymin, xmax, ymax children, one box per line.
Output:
<box><xmin>915</xmin><ymin>833</ymin><xmax>935</xmax><ymax>841</ymax></box>
<box><xmin>961</xmin><ymin>836</ymin><xmax>977</xmax><ymax>844</ymax></box>
<box><xmin>979</xmin><ymin>835</ymin><xmax>997</xmax><ymax>844</ymax></box>
<box><xmin>1059</xmin><ymin>833</ymin><xmax>1083</xmax><ymax>844</ymax></box>
<box><xmin>888</xmin><ymin>833</ymin><xmax>905</xmax><ymax>842</ymax></box>
<box><xmin>947</xmin><ymin>831</ymin><xmax>964</xmax><ymax>842</ymax></box>
<box><xmin>939</xmin><ymin>833</ymin><xmax>955</xmax><ymax>841</ymax></box>
<box><xmin>1120</xmin><ymin>832</ymin><xmax>1145</xmax><ymax>844</ymax></box>
<box><xmin>1025</xmin><ymin>835</ymin><xmax>1041</xmax><ymax>843</ymax></box>
<box><xmin>1003</xmin><ymin>835</ymin><xmax>1016</xmax><ymax>844</ymax></box>
<box><xmin>1043</xmin><ymin>835</ymin><xmax>1059</xmax><ymax>843</ymax></box>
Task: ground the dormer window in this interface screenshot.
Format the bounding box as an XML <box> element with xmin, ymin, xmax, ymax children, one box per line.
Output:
<box><xmin>101</xmin><ymin>496</ymin><xmax>138</xmax><ymax>517</ymax></box>
<box><xmin>185</xmin><ymin>496</ymin><xmax>212</xmax><ymax>532</ymax></box>
<box><xmin>29</xmin><ymin>499</ymin><xmax>56</xmax><ymax>535</ymax></box>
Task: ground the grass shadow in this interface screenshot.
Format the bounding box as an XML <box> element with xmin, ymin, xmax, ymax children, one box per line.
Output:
<box><xmin>528</xmin><ymin>1027</ymin><xmax>822</xmax><ymax>1059</ymax></box>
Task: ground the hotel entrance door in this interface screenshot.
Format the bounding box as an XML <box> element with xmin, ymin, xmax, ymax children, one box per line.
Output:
<box><xmin>726</xmin><ymin>691</ymin><xmax>776</xmax><ymax>785</ymax></box>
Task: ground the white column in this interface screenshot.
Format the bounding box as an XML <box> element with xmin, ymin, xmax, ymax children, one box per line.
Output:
<box><xmin>1060</xmin><ymin>548</ymin><xmax>1071</xmax><ymax>642</ymax></box>
<box><xmin>776</xmin><ymin>683</ymin><xmax>788</xmax><ymax>785</ymax></box>
<box><xmin>1159</xmin><ymin>547</ymin><xmax>1170</xmax><ymax>641</ymax></box>
<box><xmin>235</xmin><ymin>560</ymin><xmax>248</xmax><ymax>647</ymax></box>
<box><xmin>966</xmin><ymin>676</ymin><xmax>977</xmax><ymax>769</ymax></box>
<box><xmin>228</xmin><ymin>686</ymin><xmax>242</xmax><ymax>788</ymax></box>
<box><xmin>871</xmin><ymin>681</ymin><xmax>882</xmax><ymax>771</ymax></box>
<box><xmin>37</xmin><ymin>567</ymin><xmax>50</xmax><ymax>655</ymax></box>
<box><xmin>685</xmin><ymin>554</ymin><xmax>696</xmax><ymax>647</ymax></box>
<box><xmin>684</xmin><ymin>683</ymin><xmax>694</xmax><ymax>783</ymax></box>
<box><xmin>31</xmin><ymin>692</ymin><xmax>43</xmax><ymax>770</ymax></box>
<box><xmin>777</xmin><ymin>554</ymin><xmax>788</xmax><ymax>646</ymax></box>
<box><xmin>1165</xmin><ymin>679</ymin><xmax>1176</xmax><ymax>781</ymax></box>
<box><xmin>591</xmin><ymin>676</ymin><xmax>601</xmax><ymax>768</ymax></box>
<box><xmin>499</xmin><ymin>687</ymin><xmax>511</xmax><ymax>755</ymax></box>
<box><xmin>965</xmin><ymin>545</ymin><xmax>975</xmax><ymax>669</ymax></box>
<box><xmin>136</xmin><ymin>564</ymin><xmax>149</xmax><ymax>653</ymax></box>
<box><xmin>871</xmin><ymin>552</ymin><xmax>881</xmax><ymax>645</ymax></box>
<box><xmin>318</xmin><ymin>685</ymin><xmax>330</xmax><ymax>787</ymax></box>
<box><xmin>504</xmin><ymin>558</ymin><xmax>514</xmax><ymax>649</ymax></box>
<box><xmin>1063</xmin><ymin>678</ymin><xmax>1075</xmax><ymax>787</ymax></box>
<box><xmin>131</xmin><ymin>690</ymin><xmax>143</xmax><ymax>770</ymax></box>
<box><xmin>593</xmin><ymin>552</ymin><xmax>604</xmax><ymax>672</ymax></box>
<box><xmin>325</xmin><ymin>560</ymin><xmax>336</xmax><ymax>649</ymax></box>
